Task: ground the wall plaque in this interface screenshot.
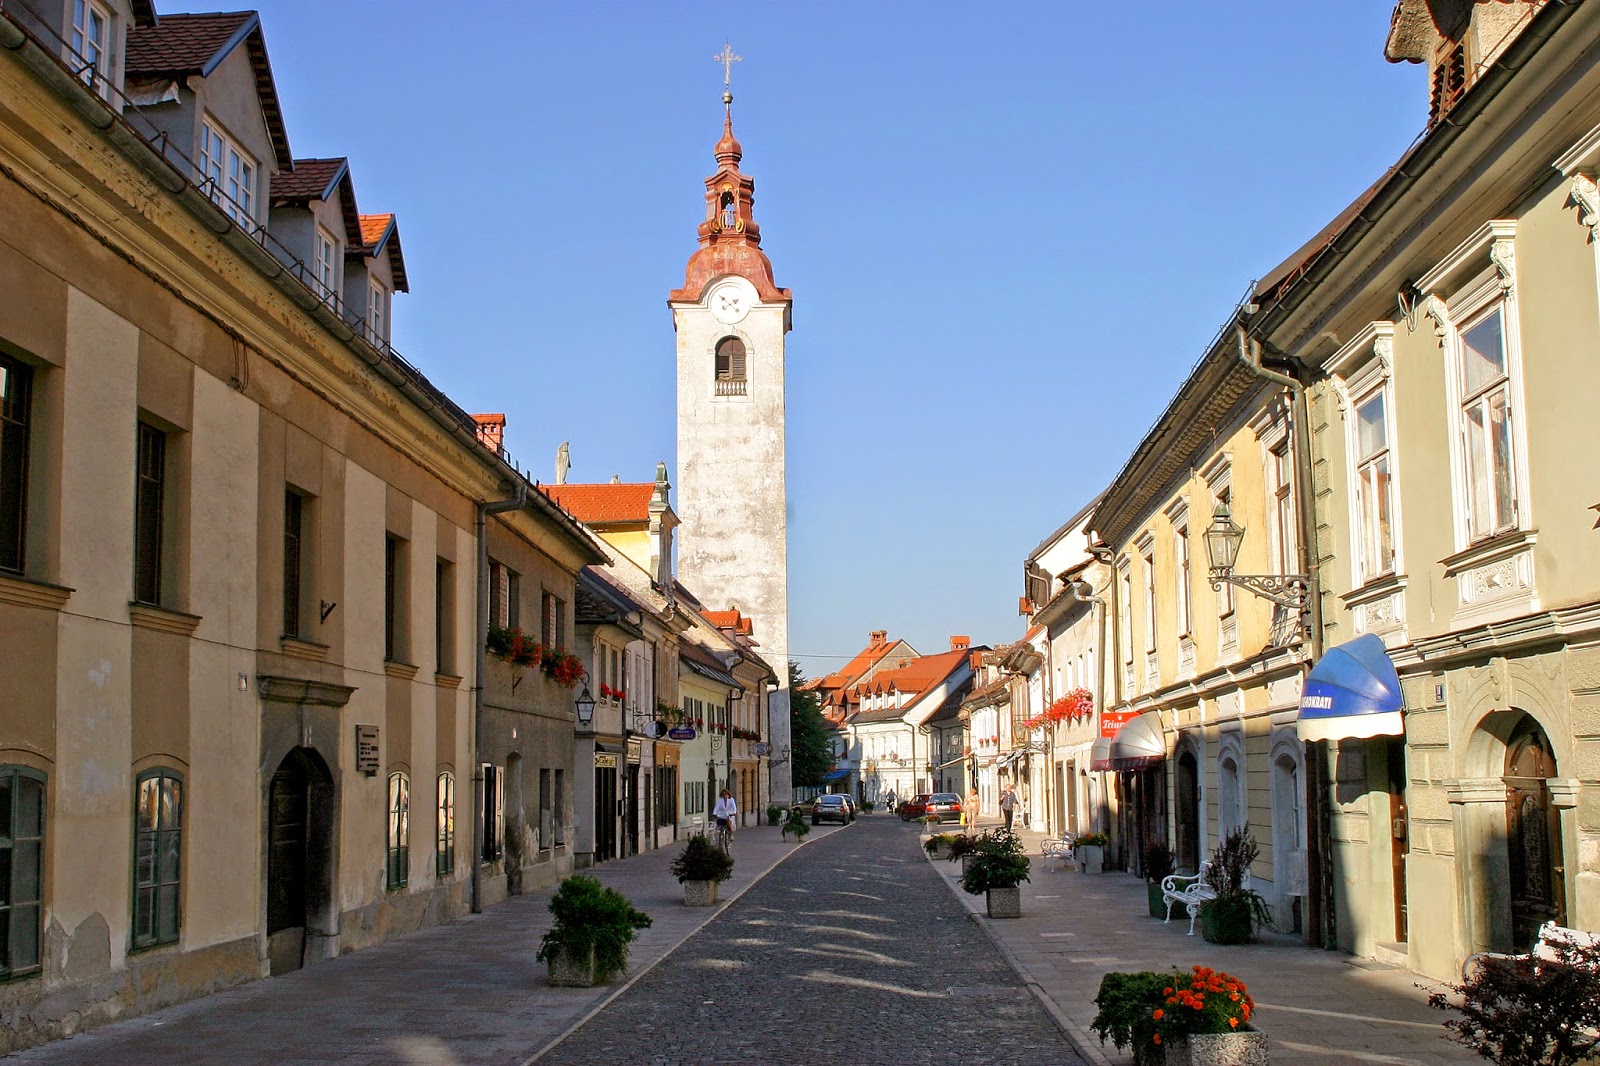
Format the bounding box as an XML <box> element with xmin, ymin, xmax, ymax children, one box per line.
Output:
<box><xmin>595</xmin><ymin>753</ymin><xmax>619</xmax><ymax>769</ymax></box>
<box><xmin>355</xmin><ymin>725</ymin><xmax>380</xmax><ymax>776</ymax></box>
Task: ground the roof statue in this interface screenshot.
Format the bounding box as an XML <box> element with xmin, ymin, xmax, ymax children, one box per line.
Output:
<box><xmin>555</xmin><ymin>441</ymin><xmax>570</xmax><ymax>485</ymax></box>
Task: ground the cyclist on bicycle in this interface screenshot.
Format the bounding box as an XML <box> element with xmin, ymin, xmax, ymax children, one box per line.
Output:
<box><xmin>712</xmin><ymin>788</ymin><xmax>738</xmax><ymax>844</ymax></box>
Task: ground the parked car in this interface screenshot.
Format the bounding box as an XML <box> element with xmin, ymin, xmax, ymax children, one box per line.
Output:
<box><xmin>923</xmin><ymin>793</ymin><xmax>963</xmax><ymax>825</ymax></box>
<box><xmin>899</xmin><ymin>794</ymin><xmax>932</xmax><ymax>821</ymax></box>
<box><xmin>812</xmin><ymin>794</ymin><xmax>854</xmax><ymax>825</ymax></box>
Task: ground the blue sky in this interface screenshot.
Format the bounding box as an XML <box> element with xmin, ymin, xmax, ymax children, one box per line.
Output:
<box><xmin>210</xmin><ymin>1</ymin><xmax>1425</xmax><ymax>673</ymax></box>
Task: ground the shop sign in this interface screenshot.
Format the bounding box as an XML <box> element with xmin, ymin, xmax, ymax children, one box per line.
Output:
<box><xmin>595</xmin><ymin>753</ymin><xmax>619</xmax><ymax>769</ymax></box>
<box><xmin>1099</xmin><ymin>709</ymin><xmax>1138</xmax><ymax>740</ymax></box>
<box><xmin>667</xmin><ymin>726</ymin><xmax>696</xmax><ymax>741</ymax></box>
<box><xmin>355</xmin><ymin>725</ymin><xmax>380</xmax><ymax>776</ymax></box>
<box><xmin>753</xmin><ymin>741</ymin><xmax>769</xmax><ymax>756</ymax></box>
<box><xmin>627</xmin><ymin>738</ymin><xmax>642</xmax><ymax>763</ymax></box>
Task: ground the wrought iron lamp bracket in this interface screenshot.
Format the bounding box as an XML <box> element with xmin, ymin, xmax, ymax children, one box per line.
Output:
<box><xmin>1208</xmin><ymin>572</ymin><xmax>1310</xmax><ymax>609</ymax></box>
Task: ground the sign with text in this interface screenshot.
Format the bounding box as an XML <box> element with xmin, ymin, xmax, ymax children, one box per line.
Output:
<box><xmin>753</xmin><ymin>742</ymin><xmax>770</xmax><ymax>756</ymax></box>
<box><xmin>594</xmin><ymin>753</ymin><xmax>619</xmax><ymax>769</ymax></box>
<box><xmin>1099</xmin><ymin>710</ymin><xmax>1138</xmax><ymax>740</ymax></box>
<box><xmin>667</xmin><ymin>726</ymin><xmax>696</xmax><ymax>742</ymax></box>
<box><xmin>355</xmin><ymin>725</ymin><xmax>380</xmax><ymax>776</ymax></box>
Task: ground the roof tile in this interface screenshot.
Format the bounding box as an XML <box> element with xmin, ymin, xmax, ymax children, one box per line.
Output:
<box><xmin>545</xmin><ymin>483</ymin><xmax>655</xmax><ymax>524</ymax></box>
<box><xmin>126</xmin><ymin>11</ymin><xmax>253</xmax><ymax>75</ymax></box>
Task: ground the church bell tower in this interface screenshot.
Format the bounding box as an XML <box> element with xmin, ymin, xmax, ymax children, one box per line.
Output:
<box><xmin>669</xmin><ymin>47</ymin><xmax>794</xmax><ymax>803</ymax></box>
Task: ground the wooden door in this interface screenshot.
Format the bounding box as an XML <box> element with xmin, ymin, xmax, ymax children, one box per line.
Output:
<box><xmin>595</xmin><ymin>766</ymin><xmax>618</xmax><ymax>862</ymax></box>
<box><xmin>1505</xmin><ymin>722</ymin><xmax>1564</xmax><ymax>946</ymax></box>
<box><xmin>1176</xmin><ymin>751</ymin><xmax>1200</xmax><ymax>873</ymax></box>
<box><xmin>1386</xmin><ymin>739</ymin><xmax>1409</xmax><ymax>943</ymax></box>
<box><xmin>626</xmin><ymin>765</ymin><xmax>640</xmax><ymax>856</ymax></box>
<box><xmin>267</xmin><ymin>759</ymin><xmax>308</xmax><ymax>974</ymax></box>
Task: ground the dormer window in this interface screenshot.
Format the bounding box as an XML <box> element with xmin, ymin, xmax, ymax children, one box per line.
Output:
<box><xmin>367</xmin><ymin>280</ymin><xmax>389</xmax><ymax>346</ymax></box>
<box><xmin>71</xmin><ymin>0</ymin><xmax>113</xmax><ymax>98</ymax></box>
<box><xmin>313</xmin><ymin>227</ymin><xmax>340</xmax><ymax>306</ymax></box>
<box><xmin>714</xmin><ymin>337</ymin><xmax>746</xmax><ymax>397</ymax></box>
<box><xmin>198</xmin><ymin>120</ymin><xmax>256</xmax><ymax>225</ymax></box>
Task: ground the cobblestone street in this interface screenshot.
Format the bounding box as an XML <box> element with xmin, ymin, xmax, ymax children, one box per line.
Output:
<box><xmin>539</xmin><ymin>817</ymin><xmax>1080</xmax><ymax>1065</ymax></box>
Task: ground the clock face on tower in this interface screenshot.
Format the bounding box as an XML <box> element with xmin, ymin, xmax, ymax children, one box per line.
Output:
<box><xmin>709</xmin><ymin>279</ymin><xmax>756</xmax><ymax>325</ymax></box>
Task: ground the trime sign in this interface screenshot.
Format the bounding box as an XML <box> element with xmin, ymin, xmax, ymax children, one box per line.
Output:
<box><xmin>1099</xmin><ymin>710</ymin><xmax>1139</xmax><ymax>740</ymax></box>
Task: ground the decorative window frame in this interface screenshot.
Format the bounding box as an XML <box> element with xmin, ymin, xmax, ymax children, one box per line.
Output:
<box><xmin>708</xmin><ymin>329</ymin><xmax>752</xmax><ymax>401</ymax></box>
<box><xmin>1329</xmin><ymin>322</ymin><xmax>1409</xmax><ymax>645</ymax></box>
<box><xmin>1215</xmin><ymin>727</ymin><xmax>1247</xmax><ymax>838</ymax></box>
<box><xmin>1164</xmin><ymin>497</ymin><xmax>1196</xmax><ymax>678</ymax></box>
<box><xmin>436</xmin><ymin>769</ymin><xmax>454</xmax><ymax>877</ymax></box>
<box><xmin>387</xmin><ymin>770</ymin><xmax>410</xmax><ymax>890</ymax></box>
<box><xmin>1250</xmin><ymin>399</ymin><xmax>1297</xmax><ymax>579</ymax></box>
<box><xmin>1200</xmin><ymin>453</ymin><xmax>1238</xmax><ymax>653</ymax></box>
<box><xmin>1115</xmin><ymin>555</ymin><xmax>1134</xmax><ymax>695</ymax></box>
<box><xmin>1415</xmin><ymin>220</ymin><xmax>1539</xmax><ymax>625</ymax></box>
<box><xmin>1135</xmin><ymin>532</ymin><xmax>1158</xmax><ymax>690</ymax></box>
<box><xmin>1555</xmin><ymin>121</ymin><xmax>1600</xmax><ymax>321</ymax></box>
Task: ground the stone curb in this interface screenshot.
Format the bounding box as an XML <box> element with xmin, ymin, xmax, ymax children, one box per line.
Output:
<box><xmin>923</xmin><ymin>845</ymin><xmax>1115</xmax><ymax>1066</ymax></box>
<box><xmin>522</xmin><ymin>820</ymin><xmax>855</xmax><ymax>1064</ymax></box>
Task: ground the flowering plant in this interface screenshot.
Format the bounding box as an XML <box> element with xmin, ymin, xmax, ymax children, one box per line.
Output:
<box><xmin>655</xmin><ymin>704</ymin><xmax>685</xmax><ymax>726</ymax></box>
<box><xmin>1151</xmin><ymin>966</ymin><xmax>1254</xmax><ymax>1045</ymax></box>
<box><xmin>486</xmin><ymin>625</ymin><xmax>543</xmax><ymax>668</ymax></box>
<box><xmin>599</xmin><ymin>682</ymin><xmax>625</xmax><ymax>702</ymax></box>
<box><xmin>1045</xmin><ymin>688</ymin><xmax>1094</xmax><ymax>723</ymax></box>
<box><xmin>541</xmin><ymin>650</ymin><xmax>585</xmax><ymax>688</ymax></box>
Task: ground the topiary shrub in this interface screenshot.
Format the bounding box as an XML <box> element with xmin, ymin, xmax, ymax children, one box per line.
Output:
<box><xmin>670</xmin><ymin>832</ymin><xmax>735</xmax><ymax>884</ymax></box>
<box><xmin>535</xmin><ymin>875</ymin><xmax>651</xmax><ymax>984</ymax></box>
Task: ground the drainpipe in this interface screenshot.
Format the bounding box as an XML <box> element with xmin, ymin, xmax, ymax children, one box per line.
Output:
<box><xmin>1236</xmin><ymin>322</ymin><xmax>1331</xmax><ymax>948</ymax></box>
<box><xmin>471</xmin><ymin>481</ymin><xmax>527</xmax><ymax>915</ymax></box>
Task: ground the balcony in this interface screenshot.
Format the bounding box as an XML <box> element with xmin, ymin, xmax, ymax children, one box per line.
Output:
<box><xmin>714</xmin><ymin>379</ymin><xmax>747</xmax><ymax>397</ymax></box>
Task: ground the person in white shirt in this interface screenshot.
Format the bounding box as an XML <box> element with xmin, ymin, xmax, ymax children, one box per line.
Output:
<box><xmin>713</xmin><ymin>789</ymin><xmax>738</xmax><ymax>840</ymax></box>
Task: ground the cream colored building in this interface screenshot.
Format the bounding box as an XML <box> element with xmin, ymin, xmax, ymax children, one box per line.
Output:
<box><xmin>0</xmin><ymin>2</ymin><xmax>605</xmax><ymax>1051</ymax></box>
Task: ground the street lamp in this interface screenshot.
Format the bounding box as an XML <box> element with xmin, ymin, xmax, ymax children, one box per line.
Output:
<box><xmin>769</xmin><ymin>744</ymin><xmax>791</xmax><ymax>767</ymax></box>
<box><xmin>1203</xmin><ymin>501</ymin><xmax>1308</xmax><ymax>609</ymax></box>
<box><xmin>574</xmin><ymin>686</ymin><xmax>596</xmax><ymax>730</ymax></box>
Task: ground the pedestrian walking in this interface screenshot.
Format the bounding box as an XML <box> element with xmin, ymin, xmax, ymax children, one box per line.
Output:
<box><xmin>966</xmin><ymin>787</ymin><xmax>979</xmax><ymax>827</ymax></box>
<box><xmin>999</xmin><ymin>783</ymin><xmax>1018</xmax><ymax>832</ymax></box>
<box><xmin>885</xmin><ymin>788</ymin><xmax>896</xmax><ymax>813</ymax></box>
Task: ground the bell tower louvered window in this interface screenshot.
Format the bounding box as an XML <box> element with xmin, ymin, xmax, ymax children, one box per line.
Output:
<box><xmin>1429</xmin><ymin>39</ymin><xmax>1467</xmax><ymax>127</ymax></box>
<box><xmin>715</xmin><ymin>337</ymin><xmax>747</xmax><ymax>397</ymax></box>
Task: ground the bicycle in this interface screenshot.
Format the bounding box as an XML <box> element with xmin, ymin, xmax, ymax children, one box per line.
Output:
<box><xmin>714</xmin><ymin>817</ymin><xmax>733</xmax><ymax>854</ymax></box>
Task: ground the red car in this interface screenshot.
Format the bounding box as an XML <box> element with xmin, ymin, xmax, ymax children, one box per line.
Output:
<box><xmin>898</xmin><ymin>793</ymin><xmax>932</xmax><ymax>820</ymax></box>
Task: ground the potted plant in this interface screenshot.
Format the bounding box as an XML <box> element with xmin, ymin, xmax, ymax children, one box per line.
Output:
<box><xmin>946</xmin><ymin>832</ymin><xmax>981</xmax><ymax>876</ymax></box>
<box><xmin>1145</xmin><ymin>843</ymin><xmax>1176</xmax><ymax>919</ymax></box>
<box><xmin>669</xmin><ymin>833</ymin><xmax>734</xmax><ymax>906</ymax></box>
<box><xmin>782</xmin><ymin>805</ymin><xmax>810</xmax><ymax>842</ymax></box>
<box><xmin>959</xmin><ymin>829</ymin><xmax>1030</xmax><ymax>918</ymax></box>
<box><xmin>1428</xmin><ymin>934</ymin><xmax>1600</xmax><ymax>1065</ymax></box>
<box><xmin>1075</xmin><ymin>831</ymin><xmax>1109</xmax><ymax>874</ymax></box>
<box><xmin>766</xmin><ymin>803</ymin><xmax>781</xmax><ymax>827</ymax></box>
<box><xmin>1198</xmin><ymin>831</ymin><xmax>1272</xmax><ymax>945</ymax></box>
<box><xmin>535</xmin><ymin>875</ymin><xmax>652</xmax><ymax>987</ymax></box>
<box><xmin>1092</xmin><ymin>970</ymin><xmax>1171</xmax><ymax>1066</ymax></box>
<box><xmin>1154</xmin><ymin>965</ymin><xmax>1266</xmax><ymax>1065</ymax></box>
<box><xmin>923</xmin><ymin>832</ymin><xmax>957</xmax><ymax>859</ymax></box>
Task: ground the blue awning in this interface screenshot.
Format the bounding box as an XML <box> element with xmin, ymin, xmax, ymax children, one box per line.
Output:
<box><xmin>821</xmin><ymin>768</ymin><xmax>851</xmax><ymax>781</ymax></box>
<box><xmin>1298</xmin><ymin>634</ymin><xmax>1405</xmax><ymax>742</ymax></box>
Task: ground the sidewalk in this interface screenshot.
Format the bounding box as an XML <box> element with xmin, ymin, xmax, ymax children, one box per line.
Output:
<box><xmin>10</xmin><ymin>820</ymin><xmax>846</xmax><ymax>1065</ymax></box>
<box><xmin>929</xmin><ymin>823</ymin><xmax>1477</xmax><ymax>1066</ymax></box>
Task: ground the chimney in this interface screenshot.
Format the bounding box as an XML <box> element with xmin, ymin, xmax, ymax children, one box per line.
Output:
<box><xmin>869</xmin><ymin>630</ymin><xmax>887</xmax><ymax>647</ymax></box>
<box><xmin>472</xmin><ymin>413</ymin><xmax>505</xmax><ymax>455</ymax></box>
<box><xmin>969</xmin><ymin>650</ymin><xmax>984</xmax><ymax>671</ymax></box>
<box><xmin>950</xmin><ymin>635</ymin><xmax>971</xmax><ymax>652</ymax></box>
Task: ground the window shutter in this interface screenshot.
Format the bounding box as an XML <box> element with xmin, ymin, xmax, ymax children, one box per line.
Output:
<box><xmin>731</xmin><ymin>345</ymin><xmax>746</xmax><ymax>380</ymax></box>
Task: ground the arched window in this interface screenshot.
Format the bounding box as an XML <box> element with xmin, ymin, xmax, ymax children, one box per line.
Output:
<box><xmin>714</xmin><ymin>337</ymin><xmax>747</xmax><ymax>396</ymax></box>
<box><xmin>720</xmin><ymin>193</ymin><xmax>736</xmax><ymax>229</ymax></box>
<box><xmin>1218</xmin><ymin>755</ymin><xmax>1241</xmax><ymax>837</ymax></box>
<box><xmin>436</xmin><ymin>771</ymin><xmax>455</xmax><ymax>877</ymax></box>
<box><xmin>387</xmin><ymin>771</ymin><xmax>409</xmax><ymax>890</ymax></box>
<box><xmin>1</xmin><ymin>766</ymin><xmax>46</xmax><ymax>977</ymax></box>
<box><xmin>133</xmin><ymin>768</ymin><xmax>183</xmax><ymax>948</ymax></box>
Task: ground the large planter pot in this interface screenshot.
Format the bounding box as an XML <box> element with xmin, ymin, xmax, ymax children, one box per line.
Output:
<box><xmin>683</xmin><ymin>880</ymin><xmax>719</xmax><ymax>907</ymax></box>
<box><xmin>986</xmin><ymin>885</ymin><xmax>1022</xmax><ymax>918</ymax></box>
<box><xmin>1200</xmin><ymin>896</ymin><xmax>1255</xmax><ymax>945</ymax></box>
<box><xmin>545</xmin><ymin>944</ymin><xmax>598</xmax><ymax>987</ymax></box>
<box><xmin>928</xmin><ymin>843</ymin><xmax>952</xmax><ymax>860</ymax></box>
<box><xmin>1165</xmin><ymin>1026</ymin><xmax>1268</xmax><ymax>1066</ymax></box>
<box><xmin>961</xmin><ymin>854</ymin><xmax>974</xmax><ymax>877</ymax></box>
<box><xmin>1077</xmin><ymin>844</ymin><xmax>1104</xmax><ymax>874</ymax></box>
<box><xmin>1148</xmin><ymin>880</ymin><xmax>1169</xmax><ymax>919</ymax></box>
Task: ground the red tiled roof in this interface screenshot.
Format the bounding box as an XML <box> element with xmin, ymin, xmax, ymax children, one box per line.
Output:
<box><xmin>126</xmin><ymin>11</ymin><xmax>253</xmax><ymax>74</ymax></box>
<box><xmin>854</xmin><ymin>648</ymin><xmax>971</xmax><ymax>698</ymax></box>
<box><xmin>358</xmin><ymin>213</ymin><xmax>409</xmax><ymax>293</ymax></box>
<box><xmin>544</xmin><ymin>483</ymin><xmax>654</xmax><ymax>524</ymax></box>
<box><xmin>272</xmin><ymin>157</ymin><xmax>345</xmax><ymax>202</ymax></box>
<box><xmin>702</xmin><ymin>610</ymin><xmax>753</xmax><ymax>636</ymax></box>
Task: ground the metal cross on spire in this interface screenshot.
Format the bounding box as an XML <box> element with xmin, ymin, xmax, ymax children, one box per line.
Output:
<box><xmin>714</xmin><ymin>41</ymin><xmax>742</xmax><ymax>91</ymax></box>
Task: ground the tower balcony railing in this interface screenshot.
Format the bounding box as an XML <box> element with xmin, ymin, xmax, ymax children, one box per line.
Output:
<box><xmin>714</xmin><ymin>378</ymin><xmax>747</xmax><ymax>397</ymax></box>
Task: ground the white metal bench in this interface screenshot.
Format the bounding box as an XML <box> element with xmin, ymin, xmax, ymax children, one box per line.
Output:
<box><xmin>1040</xmin><ymin>832</ymin><xmax>1077</xmax><ymax>872</ymax></box>
<box><xmin>1162</xmin><ymin>862</ymin><xmax>1237</xmax><ymax>936</ymax></box>
<box><xmin>1462</xmin><ymin>921</ymin><xmax>1600</xmax><ymax>982</ymax></box>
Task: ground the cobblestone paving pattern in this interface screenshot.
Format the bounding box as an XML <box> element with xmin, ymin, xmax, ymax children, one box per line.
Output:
<box><xmin>540</xmin><ymin>818</ymin><xmax>1081</xmax><ymax>1066</ymax></box>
